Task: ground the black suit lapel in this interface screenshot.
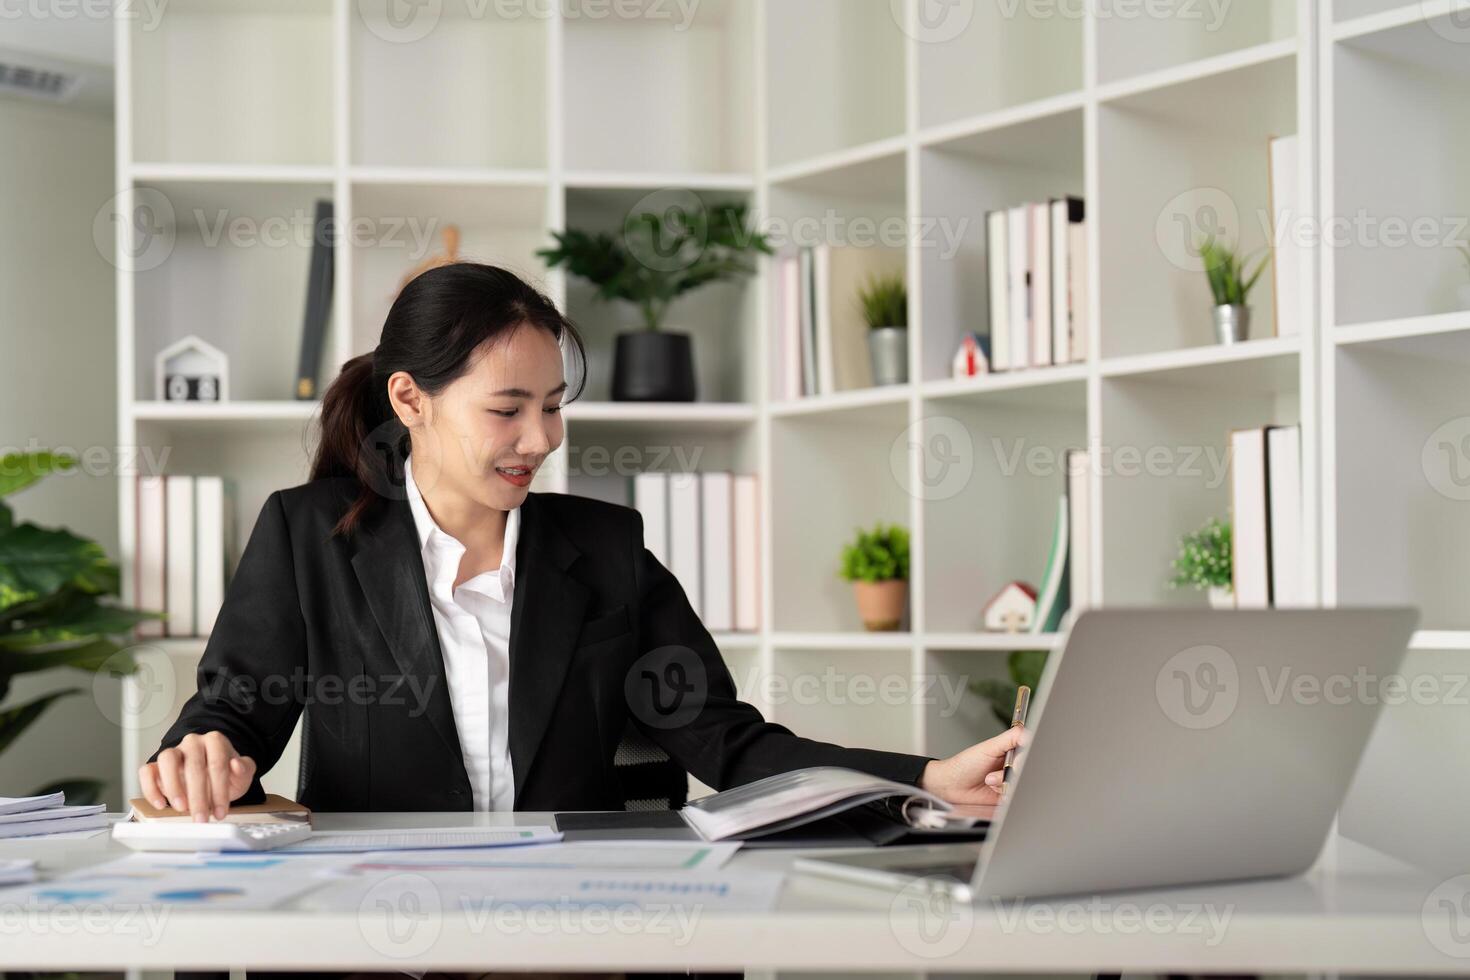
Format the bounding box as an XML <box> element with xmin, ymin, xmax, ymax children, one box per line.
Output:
<box><xmin>508</xmin><ymin>492</ymin><xmax>589</xmax><ymax>802</ymax></box>
<box><xmin>350</xmin><ymin>493</ymin><xmax>466</xmax><ymax>775</ymax></box>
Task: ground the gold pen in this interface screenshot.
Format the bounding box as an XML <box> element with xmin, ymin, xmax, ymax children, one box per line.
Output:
<box><xmin>1000</xmin><ymin>685</ymin><xmax>1031</xmax><ymax>793</ymax></box>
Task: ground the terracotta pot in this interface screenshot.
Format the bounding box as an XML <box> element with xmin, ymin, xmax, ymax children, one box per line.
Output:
<box><xmin>853</xmin><ymin>579</ymin><xmax>907</xmax><ymax>631</ymax></box>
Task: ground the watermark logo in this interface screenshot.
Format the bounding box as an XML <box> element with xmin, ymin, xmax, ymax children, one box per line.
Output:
<box><xmin>623</xmin><ymin>187</ymin><xmax>708</xmax><ymax>274</ymax></box>
<box><xmin>894</xmin><ymin>0</ymin><xmax>975</xmax><ymax>43</ymax></box>
<box><xmin>1423</xmin><ymin>874</ymin><xmax>1470</xmax><ymax>958</ymax></box>
<box><xmin>93</xmin><ymin>644</ymin><xmax>179</xmax><ymax>731</ymax></box>
<box><xmin>890</xmin><ymin>416</ymin><xmax>974</xmax><ymax>501</ymax></box>
<box><xmin>1423</xmin><ymin>416</ymin><xmax>1470</xmax><ymax>501</ymax></box>
<box><xmin>357</xmin><ymin>873</ymin><xmax>442</xmax><ymax>959</ymax></box>
<box><xmin>1155</xmin><ymin>186</ymin><xmax>1241</xmax><ymax>273</ymax></box>
<box><xmin>94</xmin><ymin>187</ymin><xmax>175</xmax><ymax>273</ymax></box>
<box><xmin>889</xmin><ymin>877</ymin><xmax>973</xmax><ymax>958</ymax></box>
<box><xmin>1424</xmin><ymin>0</ymin><xmax>1470</xmax><ymax>44</ymax></box>
<box><xmin>1156</xmin><ymin>644</ymin><xmax>1238</xmax><ymax>729</ymax></box>
<box><xmin>358</xmin><ymin>0</ymin><xmax>443</xmax><ymax>43</ymax></box>
<box><xmin>625</xmin><ymin>645</ymin><xmax>707</xmax><ymax>730</ymax></box>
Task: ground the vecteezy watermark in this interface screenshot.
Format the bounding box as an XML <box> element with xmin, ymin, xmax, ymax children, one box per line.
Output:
<box><xmin>1424</xmin><ymin>874</ymin><xmax>1470</xmax><ymax>958</ymax></box>
<box><xmin>1155</xmin><ymin>186</ymin><xmax>1243</xmax><ymax>273</ymax></box>
<box><xmin>893</xmin><ymin>0</ymin><xmax>975</xmax><ymax>44</ymax></box>
<box><xmin>625</xmin><ymin>645</ymin><xmax>709</xmax><ymax>730</ymax></box>
<box><xmin>729</xmin><ymin>665</ymin><xmax>970</xmax><ymax>718</ymax></box>
<box><xmin>991</xmin><ymin>895</ymin><xmax>1234</xmax><ymax>947</ymax></box>
<box><xmin>0</xmin><ymin>901</ymin><xmax>171</xmax><ymax>944</ymax></box>
<box><xmin>991</xmin><ymin>438</ymin><xmax>1232</xmax><ymax>488</ymax></box>
<box><xmin>94</xmin><ymin>186</ymin><xmax>176</xmax><ymax>273</ymax></box>
<box><xmin>1424</xmin><ymin>0</ymin><xmax>1470</xmax><ymax>45</ymax></box>
<box><xmin>567</xmin><ymin>444</ymin><xmax>705</xmax><ymax>479</ymax></box>
<box><xmin>358</xmin><ymin>873</ymin><xmax>443</xmax><ymax>959</ymax></box>
<box><xmin>0</xmin><ymin>0</ymin><xmax>170</xmax><ymax>31</ymax></box>
<box><xmin>0</xmin><ymin>439</ymin><xmax>173</xmax><ymax>478</ymax></box>
<box><xmin>93</xmin><ymin>644</ymin><xmax>181</xmax><ymax>732</ymax></box>
<box><xmin>623</xmin><ymin>187</ymin><xmax>708</xmax><ymax>275</ymax></box>
<box><xmin>890</xmin><ymin>416</ymin><xmax>975</xmax><ymax>502</ymax></box>
<box><xmin>889</xmin><ymin>877</ymin><xmax>974</xmax><ymax>958</ymax></box>
<box><xmin>984</xmin><ymin>0</ymin><xmax>1234</xmax><ymax>30</ymax></box>
<box><xmin>1423</xmin><ymin>416</ymin><xmax>1470</xmax><ymax>501</ymax></box>
<box><xmin>1156</xmin><ymin>644</ymin><xmax>1239</xmax><ymax>730</ymax></box>
<box><xmin>356</xmin><ymin>0</ymin><xmax>701</xmax><ymax>44</ymax></box>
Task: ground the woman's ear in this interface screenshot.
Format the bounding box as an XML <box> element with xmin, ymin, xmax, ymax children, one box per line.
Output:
<box><xmin>386</xmin><ymin>370</ymin><xmax>425</xmax><ymax>427</ymax></box>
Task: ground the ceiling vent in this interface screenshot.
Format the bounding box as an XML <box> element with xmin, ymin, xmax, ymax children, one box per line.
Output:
<box><xmin>0</xmin><ymin>59</ymin><xmax>85</xmax><ymax>103</ymax></box>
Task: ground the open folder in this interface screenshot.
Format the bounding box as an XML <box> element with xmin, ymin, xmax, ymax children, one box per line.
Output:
<box><xmin>558</xmin><ymin>767</ymin><xmax>993</xmax><ymax>848</ymax></box>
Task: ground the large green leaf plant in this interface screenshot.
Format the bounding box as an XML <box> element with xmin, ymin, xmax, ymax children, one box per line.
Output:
<box><xmin>1</xmin><ymin>451</ymin><xmax>160</xmax><ymax>802</ymax></box>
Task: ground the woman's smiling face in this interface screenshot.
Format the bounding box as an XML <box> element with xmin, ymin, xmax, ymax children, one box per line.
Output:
<box><xmin>389</xmin><ymin>321</ymin><xmax>567</xmax><ymax>511</ymax></box>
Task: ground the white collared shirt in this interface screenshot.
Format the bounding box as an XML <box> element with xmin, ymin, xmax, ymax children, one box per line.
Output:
<box><xmin>403</xmin><ymin>453</ymin><xmax>519</xmax><ymax>811</ymax></box>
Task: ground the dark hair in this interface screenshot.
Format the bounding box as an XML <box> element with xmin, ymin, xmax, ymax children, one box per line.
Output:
<box><xmin>311</xmin><ymin>262</ymin><xmax>586</xmax><ymax>537</ymax></box>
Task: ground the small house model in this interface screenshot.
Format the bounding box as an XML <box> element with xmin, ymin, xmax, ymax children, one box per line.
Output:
<box><xmin>952</xmin><ymin>332</ymin><xmax>990</xmax><ymax>378</ymax></box>
<box><xmin>983</xmin><ymin>581</ymin><xmax>1038</xmax><ymax>633</ymax></box>
<box><xmin>156</xmin><ymin>336</ymin><xmax>228</xmax><ymax>402</ymax></box>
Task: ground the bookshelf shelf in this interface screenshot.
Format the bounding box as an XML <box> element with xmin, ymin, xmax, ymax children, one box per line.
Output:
<box><xmin>1095</xmin><ymin>13</ymin><xmax>1297</xmax><ymax>89</ymax></box>
<box><xmin>114</xmin><ymin>1</ymin><xmax>1430</xmax><ymax>807</ymax></box>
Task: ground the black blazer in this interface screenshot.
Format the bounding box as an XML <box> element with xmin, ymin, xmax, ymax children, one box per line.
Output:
<box><xmin>155</xmin><ymin>478</ymin><xmax>933</xmax><ymax>812</ymax></box>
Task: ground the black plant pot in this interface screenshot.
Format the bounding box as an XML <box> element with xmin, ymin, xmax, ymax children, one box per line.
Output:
<box><xmin>611</xmin><ymin>331</ymin><xmax>697</xmax><ymax>402</ymax></box>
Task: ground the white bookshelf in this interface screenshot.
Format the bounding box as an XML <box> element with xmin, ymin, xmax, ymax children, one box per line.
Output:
<box><xmin>113</xmin><ymin>0</ymin><xmax>1459</xmax><ymax>818</ymax></box>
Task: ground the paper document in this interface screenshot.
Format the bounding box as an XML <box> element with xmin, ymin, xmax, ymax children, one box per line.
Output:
<box><xmin>306</xmin><ymin>867</ymin><xmax>785</xmax><ymax>916</ymax></box>
<box><xmin>278</xmin><ymin>826</ymin><xmax>561</xmax><ymax>853</ymax></box>
<box><xmin>0</xmin><ymin>852</ymin><xmax>351</xmax><ymax>911</ymax></box>
<box><xmin>340</xmin><ymin>841</ymin><xmax>740</xmax><ymax>873</ymax></box>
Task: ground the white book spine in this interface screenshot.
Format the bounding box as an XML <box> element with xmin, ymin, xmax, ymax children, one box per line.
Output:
<box><xmin>1267</xmin><ymin>425</ymin><xmax>1305</xmax><ymax>608</ymax></box>
<box><xmin>135</xmin><ymin>474</ymin><xmax>166</xmax><ymax>639</ymax></box>
<box><xmin>1051</xmin><ymin>200</ymin><xmax>1071</xmax><ymax>364</ymax></box>
<box><xmin>633</xmin><ymin>472</ymin><xmax>670</xmax><ymax>567</ymax></box>
<box><xmin>668</xmin><ymin>472</ymin><xmax>703</xmax><ymax>617</ymax></box>
<box><xmin>987</xmin><ymin>210</ymin><xmax>1010</xmax><ymax>371</ymax></box>
<box><xmin>780</xmin><ymin>252</ymin><xmax>802</xmax><ymax>401</ymax></box>
<box><xmin>194</xmin><ymin>476</ymin><xmax>226</xmax><ymax>636</ymax></box>
<box><xmin>1230</xmin><ymin>428</ymin><xmax>1271</xmax><ymax>609</ymax></box>
<box><xmin>164</xmin><ymin>475</ymin><xmax>195</xmax><ymax>637</ymax></box>
<box><xmin>1007</xmin><ymin>205</ymin><xmax>1030</xmax><ymax>371</ymax></box>
<box><xmin>1030</xmin><ymin>202</ymin><xmax>1052</xmax><ymax>368</ymax></box>
<box><xmin>700</xmin><ymin>472</ymin><xmax>734</xmax><ymax>632</ymax></box>
<box><xmin>1067</xmin><ymin>450</ymin><xmax>1090</xmax><ymax>615</ymax></box>
<box><xmin>733</xmin><ymin>474</ymin><xmax>760</xmax><ymax>631</ymax></box>
<box><xmin>813</xmin><ymin>243</ymin><xmax>835</xmax><ymax>396</ymax></box>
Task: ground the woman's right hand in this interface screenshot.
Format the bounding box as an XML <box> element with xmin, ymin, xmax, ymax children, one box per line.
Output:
<box><xmin>138</xmin><ymin>731</ymin><xmax>257</xmax><ymax>822</ymax></box>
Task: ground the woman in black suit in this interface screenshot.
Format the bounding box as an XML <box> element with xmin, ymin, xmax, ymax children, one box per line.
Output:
<box><xmin>140</xmin><ymin>263</ymin><xmax>1023</xmax><ymax>819</ymax></box>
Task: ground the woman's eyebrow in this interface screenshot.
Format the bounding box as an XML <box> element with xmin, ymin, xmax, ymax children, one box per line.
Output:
<box><xmin>489</xmin><ymin>382</ymin><xmax>569</xmax><ymax>399</ymax></box>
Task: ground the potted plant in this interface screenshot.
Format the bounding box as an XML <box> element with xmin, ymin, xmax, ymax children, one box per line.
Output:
<box><xmin>969</xmin><ymin>649</ymin><xmax>1049</xmax><ymax>727</ymax></box>
<box><xmin>858</xmin><ymin>271</ymin><xmax>908</xmax><ymax>386</ymax></box>
<box><xmin>537</xmin><ymin>197</ymin><xmax>772</xmax><ymax>402</ymax></box>
<box><xmin>1169</xmin><ymin>517</ymin><xmax>1234</xmax><ymax>609</ymax></box>
<box><xmin>1199</xmin><ymin>236</ymin><xmax>1270</xmax><ymax>345</ymax></box>
<box><xmin>2</xmin><ymin>451</ymin><xmax>158</xmax><ymax>802</ymax></box>
<box><xmin>839</xmin><ymin>523</ymin><xmax>910</xmax><ymax>631</ymax></box>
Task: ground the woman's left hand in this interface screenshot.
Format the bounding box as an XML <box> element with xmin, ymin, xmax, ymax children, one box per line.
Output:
<box><xmin>919</xmin><ymin>725</ymin><xmax>1028</xmax><ymax>805</ymax></box>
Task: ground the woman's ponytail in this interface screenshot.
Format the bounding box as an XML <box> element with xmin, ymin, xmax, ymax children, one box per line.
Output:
<box><xmin>308</xmin><ymin>263</ymin><xmax>586</xmax><ymax>538</ymax></box>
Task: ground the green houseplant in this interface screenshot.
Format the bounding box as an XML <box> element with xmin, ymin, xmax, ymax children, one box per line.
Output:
<box><xmin>856</xmin><ymin>271</ymin><xmax>908</xmax><ymax>386</ymax></box>
<box><xmin>1199</xmin><ymin>235</ymin><xmax>1270</xmax><ymax>345</ymax></box>
<box><xmin>839</xmin><ymin>523</ymin><xmax>910</xmax><ymax>631</ymax></box>
<box><xmin>1169</xmin><ymin>517</ymin><xmax>1234</xmax><ymax>609</ymax></box>
<box><xmin>537</xmin><ymin>196</ymin><xmax>773</xmax><ymax>402</ymax></box>
<box><xmin>969</xmin><ymin>649</ymin><xmax>1048</xmax><ymax>728</ymax></box>
<box><xmin>1</xmin><ymin>451</ymin><xmax>158</xmax><ymax>802</ymax></box>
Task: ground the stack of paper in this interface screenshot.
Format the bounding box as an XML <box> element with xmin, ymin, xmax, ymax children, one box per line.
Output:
<box><xmin>0</xmin><ymin>859</ymin><xmax>37</xmax><ymax>885</ymax></box>
<box><xmin>0</xmin><ymin>793</ymin><xmax>108</xmax><ymax>839</ymax></box>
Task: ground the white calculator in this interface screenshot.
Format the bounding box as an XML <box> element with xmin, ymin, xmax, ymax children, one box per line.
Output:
<box><xmin>112</xmin><ymin>820</ymin><xmax>313</xmax><ymax>852</ymax></box>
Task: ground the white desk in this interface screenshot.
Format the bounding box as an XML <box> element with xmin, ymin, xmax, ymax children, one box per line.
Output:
<box><xmin>1</xmin><ymin>811</ymin><xmax>1463</xmax><ymax>975</ymax></box>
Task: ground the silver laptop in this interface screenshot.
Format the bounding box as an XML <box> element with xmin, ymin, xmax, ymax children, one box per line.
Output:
<box><xmin>795</xmin><ymin>607</ymin><xmax>1418</xmax><ymax>902</ymax></box>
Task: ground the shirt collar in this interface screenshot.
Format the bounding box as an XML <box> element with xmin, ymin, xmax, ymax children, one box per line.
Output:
<box><xmin>403</xmin><ymin>453</ymin><xmax>520</xmax><ymax>588</ymax></box>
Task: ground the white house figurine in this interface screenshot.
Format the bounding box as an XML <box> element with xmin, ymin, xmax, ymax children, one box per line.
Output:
<box><xmin>983</xmin><ymin>581</ymin><xmax>1038</xmax><ymax>632</ymax></box>
<box><xmin>156</xmin><ymin>336</ymin><xmax>228</xmax><ymax>402</ymax></box>
<box><xmin>952</xmin><ymin>332</ymin><xmax>990</xmax><ymax>378</ymax></box>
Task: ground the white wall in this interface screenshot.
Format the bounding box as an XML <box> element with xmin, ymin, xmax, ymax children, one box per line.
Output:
<box><xmin>0</xmin><ymin>97</ymin><xmax>121</xmax><ymax>805</ymax></box>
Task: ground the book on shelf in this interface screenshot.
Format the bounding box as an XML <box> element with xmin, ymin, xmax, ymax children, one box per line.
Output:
<box><xmin>294</xmin><ymin>198</ymin><xmax>335</xmax><ymax>400</ymax></box>
<box><xmin>624</xmin><ymin>471</ymin><xmax>761</xmax><ymax>632</ymax></box>
<box><xmin>772</xmin><ymin>244</ymin><xmax>904</xmax><ymax>399</ymax></box>
<box><xmin>985</xmin><ymin>196</ymin><xmax>1087</xmax><ymax>373</ymax></box>
<box><xmin>1032</xmin><ymin>491</ymin><xmax>1071</xmax><ymax>635</ymax></box>
<box><xmin>134</xmin><ymin>474</ymin><xmax>237</xmax><ymax>640</ymax></box>
<box><xmin>1267</xmin><ymin>134</ymin><xmax>1301</xmax><ymax>339</ymax></box>
<box><xmin>1229</xmin><ymin>424</ymin><xmax>1305</xmax><ymax>609</ymax></box>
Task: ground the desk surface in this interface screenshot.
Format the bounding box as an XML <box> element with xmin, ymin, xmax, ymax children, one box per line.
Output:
<box><xmin>1</xmin><ymin>811</ymin><xmax>1463</xmax><ymax>975</ymax></box>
